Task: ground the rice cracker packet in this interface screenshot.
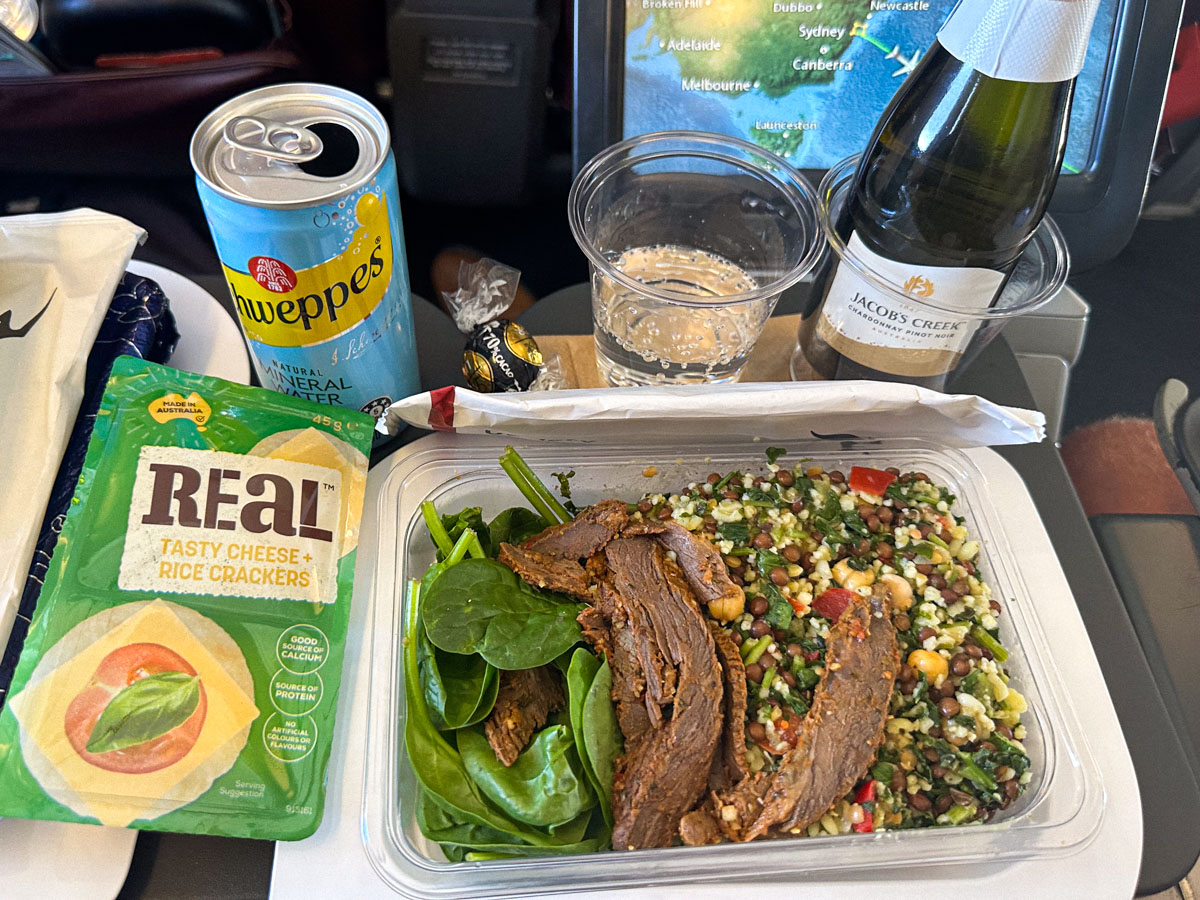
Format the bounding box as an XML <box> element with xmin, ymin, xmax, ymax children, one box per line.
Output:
<box><xmin>0</xmin><ymin>356</ymin><xmax>372</xmax><ymax>840</ymax></box>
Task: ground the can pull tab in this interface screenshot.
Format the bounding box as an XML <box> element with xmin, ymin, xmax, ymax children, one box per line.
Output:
<box><xmin>222</xmin><ymin>116</ymin><xmax>323</xmax><ymax>164</ymax></box>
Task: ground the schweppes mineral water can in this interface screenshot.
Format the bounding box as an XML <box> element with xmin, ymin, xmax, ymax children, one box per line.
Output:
<box><xmin>191</xmin><ymin>83</ymin><xmax>418</xmax><ymax>436</ymax></box>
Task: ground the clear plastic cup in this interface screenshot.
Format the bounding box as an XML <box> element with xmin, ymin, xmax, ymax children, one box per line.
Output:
<box><xmin>791</xmin><ymin>155</ymin><xmax>1070</xmax><ymax>390</ymax></box>
<box><xmin>569</xmin><ymin>131</ymin><xmax>822</xmax><ymax>386</ymax></box>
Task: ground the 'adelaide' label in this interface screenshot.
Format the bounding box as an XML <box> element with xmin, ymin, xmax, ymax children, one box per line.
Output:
<box><xmin>119</xmin><ymin>446</ymin><xmax>342</xmax><ymax>604</ymax></box>
<box><xmin>817</xmin><ymin>232</ymin><xmax>1004</xmax><ymax>377</ymax></box>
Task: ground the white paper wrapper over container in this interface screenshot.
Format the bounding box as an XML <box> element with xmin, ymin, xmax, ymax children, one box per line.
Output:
<box><xmin>377</xmin><ymin>381</ymin><xmax>1045</xmax><ymax>447</ymax></box>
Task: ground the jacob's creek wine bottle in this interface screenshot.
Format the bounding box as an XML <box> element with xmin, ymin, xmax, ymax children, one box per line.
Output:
<box><xmin>798</xmin><ymin>0</ymin><xmax>1100</xmax><ymax>385</ymax></box>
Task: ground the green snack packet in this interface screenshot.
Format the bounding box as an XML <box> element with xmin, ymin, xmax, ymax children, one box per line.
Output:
<box><xmin>0</xmin><ymin>357</ymin><xmax>372</xmax><ymax>840</ymax></box>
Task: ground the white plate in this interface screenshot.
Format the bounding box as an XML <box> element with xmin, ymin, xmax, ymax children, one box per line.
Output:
<box><xmin>126</xmin><ymin>259</ymin><xmax>251</xmax><ymax>384</ymax></box>
<box><xmin>0</xmin><ymin>261</ymin><xmax>251</xmax><ymax>900</ymax></box>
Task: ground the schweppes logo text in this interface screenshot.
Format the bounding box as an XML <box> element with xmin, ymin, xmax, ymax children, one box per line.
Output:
<box><xmin>224</xmin><ymin>192</ymin><xmax>393</xmax><ymax>347</ymax></box>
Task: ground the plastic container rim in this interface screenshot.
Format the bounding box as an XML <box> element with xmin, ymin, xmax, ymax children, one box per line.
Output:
<box><xmin>819</xmin><ymin>154</ymin><xmax>1071</xmax><ymax>320</ymax></box>
<box><xmin>568</xmin><ymin>130</ymin><xmax>825</xmax><ymax>309</ymax></box>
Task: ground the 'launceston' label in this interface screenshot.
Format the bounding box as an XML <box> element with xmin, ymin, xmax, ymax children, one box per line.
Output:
<box><xmin>119</xmin><ymin>446</ymin><xmax>342</xmax><ymax>604</ymax></box>
<box><xmin>222</xmin><ymin>192</ymin><xmax>393</xmax><ymax>349</ymax></box>
<box><xmin>817</xmin><ymin>231</ymin><xmax>1005</xmax><ymax>378</ymax></box>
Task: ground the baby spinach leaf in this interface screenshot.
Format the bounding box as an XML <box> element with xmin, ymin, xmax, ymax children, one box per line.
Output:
<box><xmin>565</xmin><ymin>649</ymin><xmax>602</xmax><ymax>812</ymax></box>
<box><xmin>418</xmin><ymin>633</ymin><xmax>499</xmax><ymax>731</ymax></box>
<box><xmin>86</xmin><ymin>671</ymin><xmax>201</xmax><ymax>754</ymax></box>
<box><xmin>423</xmin><ymin>559</ymin><xmax>584</xmax><ymax>670</ymax></box>
<box><xmin>580</xmin><ymin>661</ymin><xmax>621</xmax><ymax>830</ymax></box>
<box><xmin>544</xmin><ymin>806</ymin><xmax>594</xmax><ymax>844</ymax></box>
<box><xmin>419</xmin><ymin>791</ymin><xmax>604</xmax><ymax>858</ymax></box>
<box><xmin>417</xmin><ymin>787</ymin><xmax>516</xmax><ymax>846</ymax></box>
<box><xmin>403</xmin><ymin>581</ymin><xmax>569</xmax><ymax>848</ymax></box>
<box><xmin>457</xmin><ymin>724</ymin><xmax>595</xmax><ymax>827</ymax></box>
<box><xmin>488</xmin><ymin>507</ymin><xmax>549</xmax><ymax>547</ymax></box>
<box><xmin>766</xmin><ymin>446</ymin><xmax>787</xmax><ymax>466</ymax></box>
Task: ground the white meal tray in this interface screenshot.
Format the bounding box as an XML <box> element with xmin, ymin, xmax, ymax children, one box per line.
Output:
<box><xmin>270</xmin><ymin>433</ymin><xmax>1140</xmax><ymax>899</ymax></box>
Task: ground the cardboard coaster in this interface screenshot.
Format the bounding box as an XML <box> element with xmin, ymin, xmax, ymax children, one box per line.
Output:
<box><xmin>537</xmin><ymin>314</ymin><xmax>820</xmax><ymax>389</ymax></box>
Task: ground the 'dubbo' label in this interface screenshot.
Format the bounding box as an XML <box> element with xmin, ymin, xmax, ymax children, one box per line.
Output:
<box><xmin>222</xmin><ymin>191</ymin><xmax>393</xmax><ymax>348</ymax></box>
<box><xmin>119</xmin><ymin>446</ymin><xmax>342</xmax><ymax>604</ymax></box>
<box><xmin>817</xmin><ymin>231</ymin><xmax>1005</xmax><ymax>378</ymax></box>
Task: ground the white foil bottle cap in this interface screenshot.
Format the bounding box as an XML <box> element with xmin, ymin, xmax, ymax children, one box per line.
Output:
<box><xmin>937</xmin><ymin>0</ymin><xmax>1101</xmax><ymax>83</ymax></box>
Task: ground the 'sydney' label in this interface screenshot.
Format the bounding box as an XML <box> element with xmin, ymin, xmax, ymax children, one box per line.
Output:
<box><xmin>119</xmin><ymin>446</ymin><xmax>342</xmax><ymax>604</ymax></box>
<box><xmin>223</xmin><ymin>191</ymin><xmax>393</xmax><ymax>348</ymax></box>
<box><xmin>817</xmin><ymin>232</ymin><xmax>1004</xmax><ymax>378</ymax></box>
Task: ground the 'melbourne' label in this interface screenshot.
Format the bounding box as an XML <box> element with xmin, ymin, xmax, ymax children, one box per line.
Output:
<box><xmin>119</xmin><ymin>446</ymin><xmax>342</xmax><ymax>604</ymax></box>
<box><xmin>817</xmin><ymin>232</ymin><xmax>1005</xmax><ymax>378</ymax></box>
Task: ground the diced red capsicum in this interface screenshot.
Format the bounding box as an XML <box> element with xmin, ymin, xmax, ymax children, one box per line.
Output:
<box><xmin>848</xmin><ymin>466</ymin><xmax>897</xmax><ymax>497</ymax></box>
<box><xmin>813</xmin><ymin>587</ymin><xmax>857</xmax><ymax>621</ymax></box>
<box><xmin>853</xmin><ymin>780</ymin><xmax>877</xmax><ymax>804</ymax></box>
<box><xmin>852</xmin><ymin>810</ymin><xmax>874</xmax><ymax>833</ymax></box>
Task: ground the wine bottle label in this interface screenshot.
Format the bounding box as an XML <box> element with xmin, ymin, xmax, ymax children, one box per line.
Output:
<box><xmin>816</xmin><ymin>232</ymin><xmax>1005</xmax><ymax>378</ymax></box>
<box><xmin>937</xmin><ymin>0</ymin><xmax>1100</xmax><ymax>83</ymax></box>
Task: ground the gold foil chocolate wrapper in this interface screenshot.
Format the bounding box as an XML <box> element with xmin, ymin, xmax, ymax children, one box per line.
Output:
<box><xmin>462</xmin><ymin>319</ymin><xmax>544</xmax><ymax>392</ymax></box>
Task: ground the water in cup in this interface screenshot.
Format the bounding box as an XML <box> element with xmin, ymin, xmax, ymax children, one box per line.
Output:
<box><xmin>568</xmin><ymin>132</ymin><xmax>822</xmax><ymax>388</ymax></box>
<box><xmin>592</xmin><ymin>244</ymin><xmax>772</xmax><ymax>385</ymax></box>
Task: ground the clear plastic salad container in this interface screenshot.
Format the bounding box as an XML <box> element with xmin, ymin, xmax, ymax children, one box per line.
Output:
<box><xmin>362</xmin><ymin>435</ymin><xmax>1104</xmax><ymax>897</ymax></box>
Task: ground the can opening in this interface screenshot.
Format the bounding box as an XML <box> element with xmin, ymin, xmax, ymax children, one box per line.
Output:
<box><xmin>297</xmin><ymin>122</ymin><xmax>360</xmax><ymax>178</ymax></box>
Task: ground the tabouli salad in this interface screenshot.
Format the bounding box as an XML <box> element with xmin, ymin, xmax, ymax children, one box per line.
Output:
<box><xmin>404</xmin><ymin>447</ymin><xmax>1031</xmax><ymax>861</ymax></box>
<box><xmin>645</xmin><ymin>451</ymin><xmax>1031</xmax><ymax>835</ymax></box>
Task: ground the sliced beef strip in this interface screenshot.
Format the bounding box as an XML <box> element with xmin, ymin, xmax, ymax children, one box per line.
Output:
<box><xmin>498</xmin><ymin>542</ymin><xmax>591</xmax><ymax>600</ymax></box>
<box><xmin>483</xmin><ymin>665</ymin><xmax>565</xmax><ymax>767</ymax></box>
<box><xmin>604</xmin><ymin>536</ymin><xmax>724</xmax><ymax>851</ymax></box>
<box><xmin>576</xmin><ymin>605</ymin><xmax>611</xmax><ymax>663</ymax></box>
<box><xmin>710</xmin><ymin>583</ymin><xmax>898</xmax><ymax>842</ymax></box>
<box><xmin>524</xmin><ymin>499</ymin><xmax>629</xmax><ymax>561</ymax></box>
<box><xmin>593</xmin><ymin>582</ymin><xmax>654</xmax><ymax>745</ymax></box>
<box><xmin>707</xmin><ymin>619</ymin><xmax>749</xmax><ymax>792</ymax></box>
<box><xmin>624</xmin><ymin>520</ymin><xmax>744</xmax><ymax>618</ymax></box>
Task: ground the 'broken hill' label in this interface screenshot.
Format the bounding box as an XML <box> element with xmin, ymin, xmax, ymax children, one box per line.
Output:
<box><xmin>222</xmin><ymin>191</ymin><xmax>393</xmax><ymax>348</ymax></box>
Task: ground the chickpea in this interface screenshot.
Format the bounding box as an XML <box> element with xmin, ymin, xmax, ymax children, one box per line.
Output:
<box><xmin>708</xmin><ymin>591</ymin><xmax>745</xmax><ymax>622</ymax></box>
<box><xmin>907</xmin><ymin>649</ymin><xmax>949</xmax><ymax>681</ymax></box>
<box><xmin>832</xmin><ymin>558</ymin><xmax>876</xmax><ymax>591</ymax></box>
<box><xmin>879</xmin><ymin>573</ymin><xmax>913</xmax><ymax>611</ymax></box>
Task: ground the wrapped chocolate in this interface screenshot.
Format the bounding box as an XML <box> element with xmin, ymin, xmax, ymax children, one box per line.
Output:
<box><xmin>441</xmin><ymin>257</ymin><xmax>562</xmax><ymax>393</ymax></box>
<box><xmin>463</xmin><ymin>318</ymin><xmax>543</xmax><ymax>392</ymax></box>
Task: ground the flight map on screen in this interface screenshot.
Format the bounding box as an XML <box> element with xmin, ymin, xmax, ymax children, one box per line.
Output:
<box><xmin>622</xmin><ymin>0</ymin><xmax>1119</xmax><ymax>173</ymax></box>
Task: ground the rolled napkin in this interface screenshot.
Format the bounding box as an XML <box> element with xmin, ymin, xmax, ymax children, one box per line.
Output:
<box><xmin>0</xmin><ymin>272</ymin><xmax>178</xmax><ymax>704</ymax></box>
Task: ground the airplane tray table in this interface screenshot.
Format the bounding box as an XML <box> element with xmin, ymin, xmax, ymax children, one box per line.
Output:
<box><xmin>117</xmin><ymin>284</ymin><xmax>1198</xmax><ymax>898</ymax></box>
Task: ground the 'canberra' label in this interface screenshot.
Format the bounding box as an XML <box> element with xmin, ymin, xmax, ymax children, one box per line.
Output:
<box><xmin>817</xmin><ymin>232</ymin><xmax>1005</xmax><ymax>377</ymax></box>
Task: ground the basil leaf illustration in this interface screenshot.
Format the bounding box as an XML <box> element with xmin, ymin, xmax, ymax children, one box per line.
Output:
<box><xmin>86</xmin><ymin>671</ymin><xmax>201</xmax><ymax>754</ymax></box>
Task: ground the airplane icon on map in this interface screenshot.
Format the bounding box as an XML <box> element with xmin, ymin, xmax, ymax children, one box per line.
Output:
<box><xmin>849</xmin><ymin>21</ymin><xmax>921</xmax><ymax>77</ymax></box>
<box><xmin>886</xmin><ymin>45</ymin><xmax>921</xmax><ymax>76</ymax></box>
